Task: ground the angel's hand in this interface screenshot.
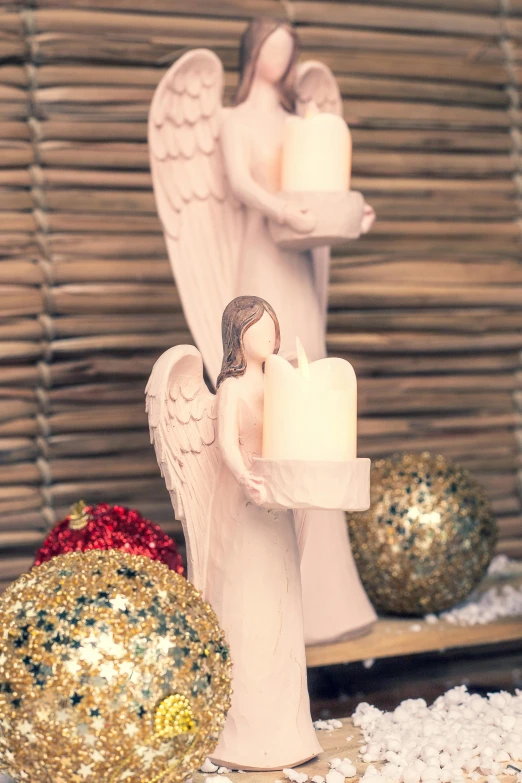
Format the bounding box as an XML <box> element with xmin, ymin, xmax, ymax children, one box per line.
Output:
<box><xmin>283</xmin><ymin>204</ymin><xmax>316</xmax><ymax>234</ymax></box>
<box><xmin>238</xmin><ymin>471</ymin><xmax>267</xmax><ymax>506</ymax></box>
<box><xmin>361</xmin><ymin>202</ymin><xmax>376</xmax><ymax>234</ymax></box>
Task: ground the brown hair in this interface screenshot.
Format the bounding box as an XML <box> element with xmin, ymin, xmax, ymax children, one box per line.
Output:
<box><xmin>216</xmin><ymin>296</ymin><xmax>280</xmax><ymax>388</ymax></box>
<box><xmin>232</xmin><ymin>17</ymin><xmax>299</xmax><ymax>113</ymax></box>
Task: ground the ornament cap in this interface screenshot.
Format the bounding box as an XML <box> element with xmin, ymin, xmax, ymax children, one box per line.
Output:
<box><xmin>68</xmin><ymin>499</ymin><xmax>90</xmax><ymax>530</ymax></box>
<box><xmin>154</xmin><ymin>694</ymin><xmax>197</xmax><ymax>737</ymax></box>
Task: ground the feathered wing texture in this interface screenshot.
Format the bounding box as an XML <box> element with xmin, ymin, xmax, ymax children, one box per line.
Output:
<box><xmin>145</xmin><ymin>345</ymin><xmax>220</xmax><ymax>593</ymax></box>
<box><xmin>295</xmin><ymin>61</ymin><xmax>343</xmax><ymax>330</ymax></box>
<box><xmin>149</xmin><ymin>50</ymin><xmax>244</xmax><ymax>386</ymax></box>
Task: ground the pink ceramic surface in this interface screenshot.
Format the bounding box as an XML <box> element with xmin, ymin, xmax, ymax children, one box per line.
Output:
<box><xmin>269</xmin><ymin>191</ymin><xmax>375</xmax><ymax>250</ymax></box>
<box><xmin>146</xmin><ymin>301</ymin><xmax>322</xmax><ymax>769</ymax></box>
<box><xmin>251</xmin><ymin>458</ymin><xmax>370</xmax><ymax>511</ymax></box>
<box><xmin>148</xmin><ymin>19</ymin><xmax>376</xmax><ymax>648</ymax></box>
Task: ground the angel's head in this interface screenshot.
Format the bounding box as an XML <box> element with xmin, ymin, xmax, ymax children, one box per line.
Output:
<box><xmin>217</xmin><ymin>296</ymin><xmax>280</xmax><ymax>388</ymax></box>
<box><xmin>233</xmin><ymin>17</ymin><xmax>299</xmax><ymax>112</ymax></box>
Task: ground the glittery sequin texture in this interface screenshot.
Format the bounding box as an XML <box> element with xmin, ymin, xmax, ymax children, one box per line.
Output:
<box><xmin>33</xmin><ymin>502</ymin><xmax>184</xmax><ymax>575</ymax></box>
<box><xmin>347</xmin><ymin>452</ymin><xmax>497</xmax><ymax>615</ymax></box>
<box><xmin>0</xmin><ymin>549</ymin><xmax>232</xmax><ymax>783</ymax></box>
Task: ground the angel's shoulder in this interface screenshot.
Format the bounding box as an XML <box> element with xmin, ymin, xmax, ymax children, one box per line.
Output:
<box><xmin>220</xmin><ymin>105</ymin><xmax>249</xmax><ymax>136</ymax></box>
<box><xmin>217</xmin><ymin>375</ymin><xmax>240</xmax><ymax>400</ymax></box>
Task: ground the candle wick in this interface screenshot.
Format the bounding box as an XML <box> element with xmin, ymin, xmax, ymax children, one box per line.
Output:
<box><xmin>304</xmin><ymin>100</ymin><xmax>320</xmax><ymax>119</ymax></box>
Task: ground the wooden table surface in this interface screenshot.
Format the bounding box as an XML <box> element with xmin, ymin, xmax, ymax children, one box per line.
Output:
<box><xmin>194</xmin><ymin>718</ymin><xmax>521</xmax><ymax>783</ymax></box>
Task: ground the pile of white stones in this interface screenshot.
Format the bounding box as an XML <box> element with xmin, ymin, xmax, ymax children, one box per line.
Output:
<box><xmin>353</xmin><ymin>686</ymin><xmax>522</xmax><ymax>783</ymax></box>
<box><xmin>426</xmin><ymin>584</ymin><xmax>522</xmax><ymax>628</ymax></box>
<box><xmin>421</xmin><ymin>555</ymin><xmax>522</xmax><ymax>628</ymax></box>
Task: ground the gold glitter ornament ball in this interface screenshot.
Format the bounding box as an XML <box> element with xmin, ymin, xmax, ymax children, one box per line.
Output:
<box><xmin>347</xmin><ymin>452</ymin><xmax>497</xmax><ymax>616</ymax></box>
<box><xmin>0</xmin><ymin>549</ymin><xmax>232</xmax><ymax>783</ymax></box>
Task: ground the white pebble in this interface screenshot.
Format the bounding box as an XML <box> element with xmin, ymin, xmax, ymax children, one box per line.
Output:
<box><xmin>314</xmin><ymin>719</ymin><xmax>343</xmax><ymax>731</ymax></box>
<box><xmin>329</xmin><ymin>759</ymin><xmax>342</xmax><ymax>769</ymax></box>
<box><xmin>201</xmin><ymin>760</ymin><xmax>219</xmax><ymax>773</ymax></box>
<box><xmin>363</xmin><ymin>658</ymin><xmax>375</xmax><ymax>669</ymax></box>
<box><xmin>283</xmin><ymin>770</ymin><xmax>308</xmax><ymax>783</ymax></box>
<box><xmin>325</xmin><ymin>770</ymin><xmax>344</xmax><ymax>783</ymax></box>
<box><xmin>382</xmin><ymin>764</ymin><xmax>401</xmax><ymax>781</ymax></box>
<box><xmin>217</xmin><ymin>769</ymin><xmax>231</xmax><ymax>775</ymax></box>
<box><xmin>313</xmin><ymin>720</ymin><xmax>329</xmax><ymax>730</ymax></box>
<box><xmin>420</xmin><ymin>767</ymin><xmax>440</xmax><ymax>782</ymax></box>
<box><xmin>403</xmin><ymin>770</ymin><xmax>420</xmax><ymax>783</ymax></box>
<box><xmin>336</xmin><ymin>761</ymin><xmax>357</xmax><ymax>778</ymax></box>
<box><xmin>311</xmin><ymin>777</ymin><xmax>325</xmax><ymax>783</ymax></box>
<box><xmin>361</xmin><ymin>769</ymin><xmax>382</xmax><ymax>782</ymax></box>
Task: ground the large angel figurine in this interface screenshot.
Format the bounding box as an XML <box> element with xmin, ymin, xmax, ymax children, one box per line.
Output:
<box><xmin>149</xmin><ymin>16</ymin><xmax>376</xmax><ymax>645</ymax></box>
<box><xmin>146</xmin><ymin>296</ymin><xmax>322</xmax><ymax>770</ymax></box>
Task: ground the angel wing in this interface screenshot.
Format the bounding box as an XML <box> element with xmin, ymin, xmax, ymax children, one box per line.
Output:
<box><xmin>295</xmin><ymin>61</ymin><xmax>343</xmax><ymax>329</ymax></box>
<box><xmin>145</xmin><ymin>345</ymin><xmax>221</xmax><ymax>593</ymax></box>
<box><xmin>149</xmin><ymin>50</ymin><xmax>243</xmax><ymax>386</ymax></box>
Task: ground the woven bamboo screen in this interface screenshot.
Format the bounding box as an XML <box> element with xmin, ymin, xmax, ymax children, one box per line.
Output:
<box><xmin>1</xmin><ymin>0</ymin><xmax>522</xmax><ymax>588</ymax></box>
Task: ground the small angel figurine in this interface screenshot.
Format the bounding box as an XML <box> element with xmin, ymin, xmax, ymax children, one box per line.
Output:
<box><xmin>149</xmin><ymin>16</ymin><xmax>376</xmax><ymax>646</ymax></box>
<box><xmin>146</xmin><ymin>296</ymin><xmax>322</xmax><ymax>770</ymax></box>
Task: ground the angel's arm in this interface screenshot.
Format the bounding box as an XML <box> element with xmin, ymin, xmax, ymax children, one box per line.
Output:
<box><xmin>217</xmin><ymin>379</ymin><xmax>248</xmax><ymax>481</ymax></box>
<box><xmin>220</xmin><ymin>114</ymin><xmax>286</xmax><ymax>223</ymax></box>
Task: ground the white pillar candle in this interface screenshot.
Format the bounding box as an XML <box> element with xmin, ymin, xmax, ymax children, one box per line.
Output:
<box><xmin>262</xmin><ymin>339</ymin><xmax>357</xmax><ymax>462</ymax></box>
<box><xmin>281</xmin><ymin>102</ymin><xmax>352</xmax><ymax>192</ymax></box>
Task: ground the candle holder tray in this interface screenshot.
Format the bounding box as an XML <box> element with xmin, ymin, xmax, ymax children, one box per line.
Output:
<box><xmin>269</xmin><ymin>190</ymin><xmax>369</xmax><ymax>251</ymax></box>
<box><xmin>251</xmin><ymin>457</ymin><xmax>370</xmax><ymax>511</ymax></box>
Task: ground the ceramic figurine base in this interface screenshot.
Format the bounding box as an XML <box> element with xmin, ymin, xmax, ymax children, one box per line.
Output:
<box><xmin>252</xmin><ymin>457</ymin><xmax>370</xmax><ymax>511</ymax></box>
<box><xmin>202</xmin><ymin>719</ymin><xmax>363</xmax><ymax>782</ymax></box>
<box><xmin>269</xmin><ymin>191</ymin><xmax>367</xmax><ymax>251</ymax></box>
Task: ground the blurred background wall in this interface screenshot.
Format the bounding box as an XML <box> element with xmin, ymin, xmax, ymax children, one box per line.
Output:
<box><xmin>1</xmin><ymin>0</ymin><xmax>522</xmax><ymax>587</ymax></box>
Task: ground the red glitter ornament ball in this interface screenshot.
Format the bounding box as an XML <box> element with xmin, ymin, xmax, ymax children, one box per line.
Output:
<box><xmin>33</xmin><ymin>501</ymin><xmax>184</xmax><ymax>574</ymax></box>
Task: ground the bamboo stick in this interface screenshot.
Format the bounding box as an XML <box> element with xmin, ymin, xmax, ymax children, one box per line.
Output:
<box><xmin>496</xmin><ymin>540</ymin><xmax>522</xmax><ymax>558</ymax></box>
<box><xmin>289</xmin><ymin>2</ymin><xmax>500</xmax><ymax>38</ymax></box>
<box><xmin>32</xmin><ymin>8</ymin><xmax>245</xmax><ymax>40</ymax></box>
<box><xmin>328</xmin><ymin>284</ymin><xmax>522</xmax><ymax>311</ymax></box>
<box><xmin>297</xmin><ymin>26</ymin><xmax>500</xmax><ymax>59</ymax></box>
<box><xmin>298</xmin><ymin>48</ymin><xmax>507</xmax><ymax>84</ymax></box>
<box><xmin>328</xmin><ymin>309</ymin><xmax>522</xmax><ymax>334</ymax></box>
<box><xmin>33</xmin><ymin>0</ymin><xmax>301</xmax><ymax>18</ymax></box>
<box><xmin>332</xmin><ymin>260</ymin><xmax>522</xmax><ymax>286</ymax></box>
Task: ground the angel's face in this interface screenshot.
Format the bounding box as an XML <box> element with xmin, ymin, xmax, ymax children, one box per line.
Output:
<box><xmin>255</xmin><ymin>27</ymin><xmax>294</xmax><ymax>85</ymax></box>
<box><xmin>243</xmin><ymin>311</ymin><xmax>277</xmax><ymax>363</ymax></box>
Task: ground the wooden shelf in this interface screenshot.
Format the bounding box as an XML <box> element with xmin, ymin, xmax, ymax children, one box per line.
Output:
<box><xmin>306</xmin><ymin>573</ymin><xmax>522</xmax><ymax>668</ymax></box>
